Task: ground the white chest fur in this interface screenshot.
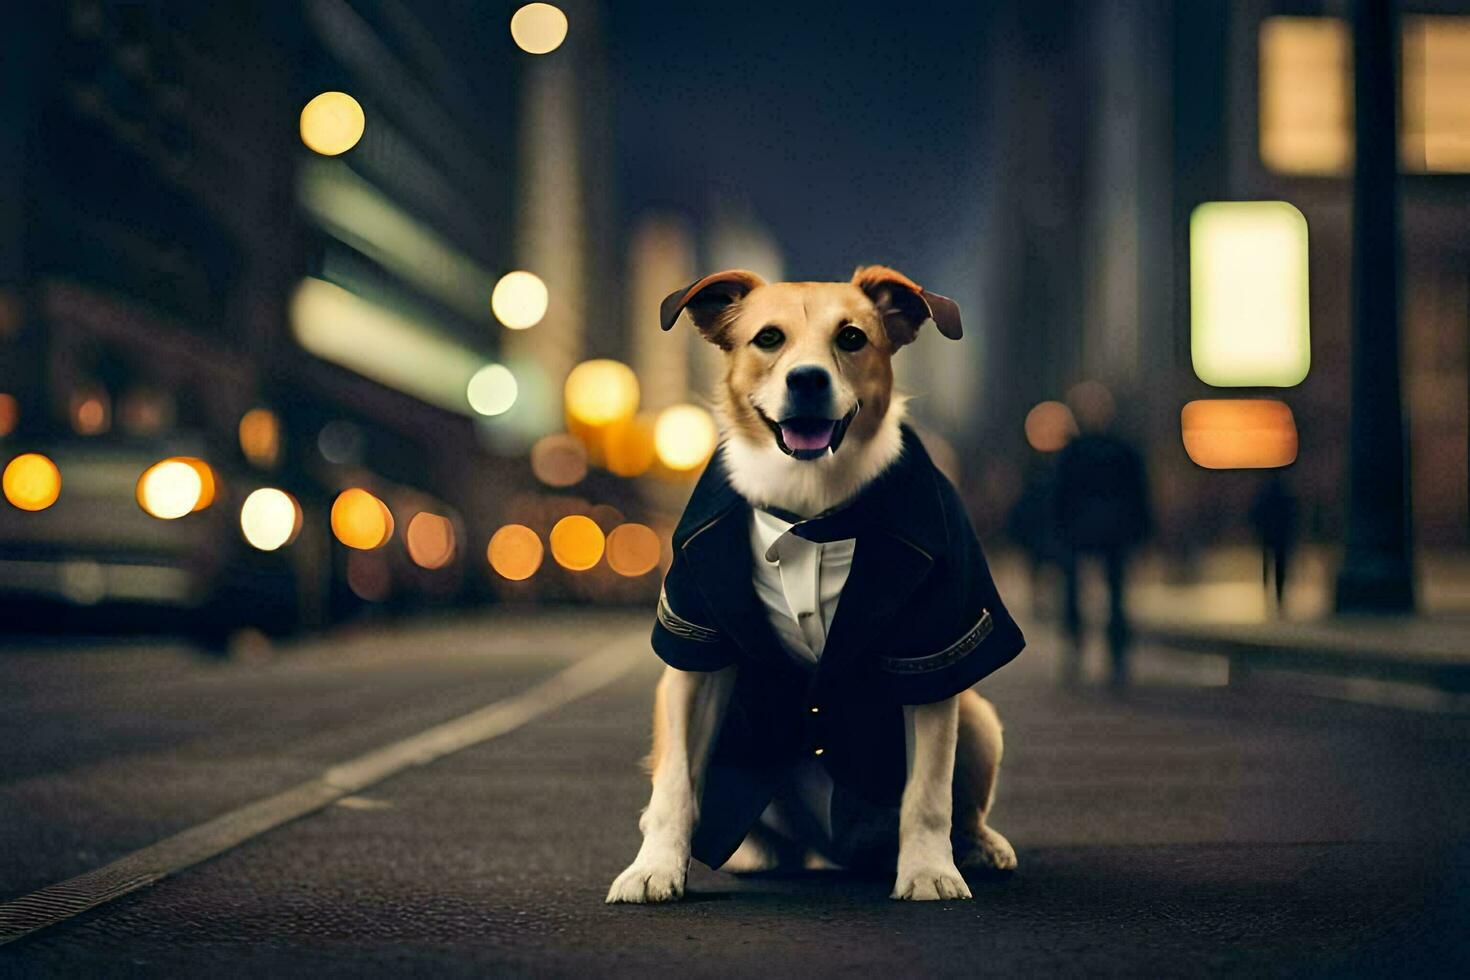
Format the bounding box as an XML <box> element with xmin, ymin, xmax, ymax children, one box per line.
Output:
<box><xmin>748</xmin><ymin>509</ymin><xmax>856</xmax><ymax>662</ymax></box>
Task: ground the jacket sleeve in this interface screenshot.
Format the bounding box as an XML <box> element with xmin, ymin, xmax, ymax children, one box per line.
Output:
<box><xmin>876</xmin><ymin>475</ymin><xmax>1026</xmax><ymax>704</ymax></box>
<box><xmin>650</xmin><ymin>548</ymin><xmax>741</xmax><ymax>672</ymax></box>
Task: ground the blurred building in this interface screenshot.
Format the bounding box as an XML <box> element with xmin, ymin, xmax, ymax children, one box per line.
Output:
<box><xmin>979</xmin><ymin>0</ymin><xmax>1470</xmax><ymax>578</ymax></box>
<box><xmin>0</xmin><ymin>1</ymin><xmax>608</xmax><ymax>635</ymax></box>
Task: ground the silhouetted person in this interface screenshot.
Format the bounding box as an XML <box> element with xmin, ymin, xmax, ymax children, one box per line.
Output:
<box><xmin>1053</xmin><ymin>383</ymin><xmax>1151</xmax><ymax>688</ymax></box>
<box><xmin>1007</xmin><ymin>457</ymin><xmax>1062</xmax><ymax>617</ymax></box>
<box><xmin>1250</xmin><ymin>471</ymin><xmax>1298</xmax><ymax>611</ymax></box>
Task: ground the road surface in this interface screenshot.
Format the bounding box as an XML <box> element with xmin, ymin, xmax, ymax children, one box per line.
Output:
<box><xmin>1</xmin><ymin>609</ymin><xmax>1467</xmax><ymax>976</ymax></box>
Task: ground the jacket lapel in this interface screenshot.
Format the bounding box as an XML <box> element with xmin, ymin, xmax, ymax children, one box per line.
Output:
<box><xmin>681</xmin><ymin>506</ymin><xmax>790</xmax><ymax>666</ymax></box>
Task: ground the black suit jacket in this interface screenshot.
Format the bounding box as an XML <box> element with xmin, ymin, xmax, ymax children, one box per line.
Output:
<box><xmin>651</xmin><ymin>425</ymin><xmax>1025</xmax><ymax>869</ymax></box>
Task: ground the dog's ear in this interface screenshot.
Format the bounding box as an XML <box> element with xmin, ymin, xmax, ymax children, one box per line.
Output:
<box><xmin>851</xmin><ymin>265</ymin><xmax>963</xmax><ymax>347</ymax></box>
<box><xmin>659</xmin><ymin>269</ymin><xmax>765</xmax><ymax>348</ymax></box>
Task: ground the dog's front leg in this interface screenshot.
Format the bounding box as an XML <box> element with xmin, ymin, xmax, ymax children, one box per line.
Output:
<box><xmin>606</xmin><ymin>664</ymin><xmax>736</xmax><ymax>904</ymax></box>
<box><xmin>892</xmin><ymin>695</ymin><xmax>972</xmax><ymax>901</ymax></box>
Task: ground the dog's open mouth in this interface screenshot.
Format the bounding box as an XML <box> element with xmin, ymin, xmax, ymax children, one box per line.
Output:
<box><xmin>759</xmin><ymin>404</ymin><xmax>860</xmax><ymax>460</ymax></box>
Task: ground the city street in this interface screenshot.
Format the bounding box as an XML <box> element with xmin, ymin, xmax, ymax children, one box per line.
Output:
<box><xmin>2</xmin><ymin>610</ymin><xmax>1467</xmax><ymax>976</ymax></box>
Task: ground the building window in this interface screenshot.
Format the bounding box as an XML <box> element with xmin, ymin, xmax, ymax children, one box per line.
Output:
<box><xmin>1402</xmin><ymin>16</ymin><xmax>1470</xmax><ymax>173</ymax></box>
<box><xmin>1259</xmin><ymin>15</ymin><xmax>1470</xmax><ymax>176</ymax></box>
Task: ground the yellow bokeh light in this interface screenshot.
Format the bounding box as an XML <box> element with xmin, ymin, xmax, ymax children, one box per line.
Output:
<box><xmin>406</xmin><ymin>512</ymin><xmax>457</xmax><ymax>569</ymax></box>
<box><xmin>3</xmin><ymin>453</ymin><xmax>61</xmax><ymax>512</ymax></box>
<box><xmin>1182</xmin><ymin>400</ymin><xmax>1299</xmax><ymax>470</ymax></box>
<box><xmin>604</xmin><ymin>414</ymin><xmax>657</xmax><ymax>477</ymax></box>
<box><xmin>1259</xmin><ymin>17</ymin><xmax>1351</xmax><ymax>175</ymax></box>
<box><xmin>240</xmin><ymin>488</ymin><xmax>301</xmax><ymax>551</ymax></box>
<box><xmin>488</xmin><ymin>523</ymin><xmax>544</xmax><ymax>581</ymax></box>
<box><xmin>239</xmin><ymin>408</ymin><xmax>282</xmax><ymax>468</ymax></box>
<box><xmin>510</xmin><ymin>3</ymin><xmax>568</xmax><ymax>55</ymax></box>
<box><xmin>564</xmin><ymin>359</ymin><xmax>639</xmax><ymax>428</ymax></box>
<box><xmin>136</xmin><ymin>459</ymin><xmax>203</xmax><ymax>520</ymax></box>
<box><xmin>491</xmin><ymin>271</ymin><xmax>549</xmax><ymax>330</ymax></box>
<box><xmin>606</xmin><ymin>523</ymin><xmax>661</xmax><ymax>577</ymax></box>
<box><xmin>1191</xmin><ymin>201</ymin><xmax>1310</xmax><ymax>388</ymax></box>
<box><xmin>331</xmin><ymin>487</ymin><xmax>394</xmax><ymax>550</ymax></box>
<box><xmin>1024</xmin><ymin>401</ymin><xmax>1077</xmax><ymax>453</ymax></box>
<box><xmin>1403</xmin><ymin>16</ymin><xmax>1470</xmax><ymax>173</ymax></box>
<box><xmin>300</xmin><ymin>91</ymin><xmax>365</xmax><ymax>156</ymax></box>
<box><xmin>467</xmin><ymin>363</ymin><xmax>518</xmax><ymax>416</ymax></box>
<box><xmin>0</xmin><ymin>393</ymin><xmax>17</xmax><ymax>437</ymax></box>
<box><xmin>654</xmin><ymin>404</ymin><xmax>718</xmax><ymax>471</ymax></box>
<box><xmin>549</xmin><ymin>515</ymin><xmax>605</xmax><ymax>571</ymax></box>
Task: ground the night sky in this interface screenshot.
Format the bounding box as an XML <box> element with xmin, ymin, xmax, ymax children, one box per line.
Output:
<box><xmin>607</xmin><ymin>1</ymin><xmax>995</xmax><ymax>286</ymax></box>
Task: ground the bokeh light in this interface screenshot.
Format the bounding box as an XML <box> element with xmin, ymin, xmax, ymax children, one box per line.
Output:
<box><xmin>1181</xmin><ymin>399</ymin><xmax>1300</xmax><ymax>469</ymax></box>
<box><xmin>240</xmin><ymin>488</ymin><xmax>301</xmax><ymax>551</ymax></box>
<box><xmin>331</xmin><ymin>488</ymin><xmax>394</xmax><ymax>550</ymax></box>
<box><xmin>406</xmin><ymin>512</ymin><xmax>457</xmax><ymax>569</ymax></box>
<box><xmin>1191</xmin><ymin>200</ymin><xmax>1311</xmax><ymax>387</ymax></box>
<box><xmin>549</xmin><ymin>514</ymin><xmax>605</xmax><ymax>571</ymax></box>
<box><xmin>606</xmin><ymin>523</ymin><xmax>661</xmax><ymax>577</ymax></box>
<box><xmin>491</xmin><ymin>271</ymin><xmax>549</xmax><ymax>329</ymax></box>
<box><xmin>70</xmin><ymin>389</ymin><xmax>109</xmax><ymax>436</ymax></box>
<box><xmin>510</xmin><ymin>3</ymin><xmax>568</xmax><ymax>54</ymax></box>
<box><xmin>239</xmin><ymin>408</ymin><xmax>282</xmax><ymax>468</ymax></box>
<box><xmin>467</xmin><ymin>363</ymin><xmax>518</xmax><ymax>416</ymax></box>
<box><xmin>655</xmin><ymin>404</ymin><xmax>718</xmax><ymax>471</ymax></box>
<box><xmin>136</xmin><ymin>459</ymin><xmax>203</xmax><ymax>520</ymax></box>
<box><xmin>564</xmin><ymin>359</ymin><xmax>639</xmax><ymax>427</ymax></box>
<box><xmin>488</xmin><ymin>524</ymin><xmax>544</xmax><ymax>581</ymax></box>
<box><xmin>3</xmin><ymin>453</ymin><xmax>61</xmax><ymax>512</ymax></box>
<box><xmin>1066</xmin><ymin>380</ymin><xmax>1116</xmax><ymax>433</ymax></box>
<box><xmin>604</xmin><ymin>414</ymin><xmax>657</xmax><ymax>477</ymax></box>
<box><xmin>1024</xmin><ymin>401</ymin><xmax>1078</xmax><ymax>453</ymax></box>
<box><xmin>530</xmin><ymin>433</ymin><xmax>588</xmax><ymax>487</ymax></box>
<box><xmin>300</xmin><ymin>92</ymin><xmax>365</xmax><ymax>156</ymax></box>
<box><xmin>0</xmin><ymin>393</ymin><xmax>17</xmax><ymax>437</ymax></box>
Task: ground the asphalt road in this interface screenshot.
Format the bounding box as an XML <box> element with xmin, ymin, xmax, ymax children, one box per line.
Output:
<box><xmin>1</xmin><ymin>610</ymin><xmax>1468</xmax><ymax>977</ymax></box>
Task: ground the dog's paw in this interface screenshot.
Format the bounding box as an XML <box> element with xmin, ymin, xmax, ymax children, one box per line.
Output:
<box><xmin>605</xmin><ymin>857</ymin><xmax>687</xmax><ymax>904</ymax></box>
<box><xmin>958</xmin><ymin>825</ymin><xmax>1017</xmax><ymax>874</ymax></box>
<box><xmin>892</xmin><ymin>834</ymin><xmax>971</xmax><ymax>901</ymax></box>
<box><xmin>891</xmin><ymin>861</ymin><xmax>972</xmax><ymax>901</ymax></box>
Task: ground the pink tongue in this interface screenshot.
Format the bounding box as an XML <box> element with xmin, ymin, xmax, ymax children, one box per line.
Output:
<box><xmin>780</xmin><ymin>420</ymin><xmax>836</xmax><ymax>451</ymax></box>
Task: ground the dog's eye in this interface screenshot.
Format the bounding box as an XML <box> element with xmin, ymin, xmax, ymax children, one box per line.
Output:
<box><xmin>752</xmin><ymin>327</ymin><xmax>785</xmax><ymax>350</ymax></box>
<box><xmin>835</xmin><ymin>325</ymin><xmax>868</xmax><ymax>352</ymax></box>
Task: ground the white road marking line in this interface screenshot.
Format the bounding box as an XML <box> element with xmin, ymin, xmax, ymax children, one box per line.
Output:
<box><xmin>0</xmin><ymin>632</ymin><xmax>648</xmax><ymax>946</ymax></box>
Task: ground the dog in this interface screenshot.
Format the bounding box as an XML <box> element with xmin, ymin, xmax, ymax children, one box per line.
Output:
<box><xmin>607</xmin><ymin>266</ymin><xmax>1025</xmax><ymax>904</ymax></box>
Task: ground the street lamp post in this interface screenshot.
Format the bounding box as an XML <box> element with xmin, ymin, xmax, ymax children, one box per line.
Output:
<box><xmin>1334</xmin><ymin>0</ymin><xmax>1415</xmax><ymax>613</ymax></box>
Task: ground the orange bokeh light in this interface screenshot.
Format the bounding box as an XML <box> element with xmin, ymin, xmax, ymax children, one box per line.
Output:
<box><xmin>605</xmin><ymin>523</ymin><xmax>661</xmax><ymax>577</ymax></box>
<box><xmin>3</xmin><ymin>452</ymin><xmax>61</xmax><ymax>511</ymax></box>
<box><xmin>549</xmin><ymin>514</ymin><xmax>605</xmax><ymax>571</ymax></box>
<box><xmin>406</xmin><ymin>512</ymin><xmax>456</xmax><ymax>569</ymax></box>
<box><xmin>1181</xmin><ymin>399</ymin><xmax>1299</xmax><ymax>469</ymax></box>
<box><xmin>488</xmin><ymin>524</ymin><xmax>545</xmax><ymax>581</ymax></box>
<box><xmin>331</xmin><ymin>488</ymin><xmax>394</xmax><ymax>550</ymax></box>
<box><xmin>1024</xmin><ymin>401</ymin><xmax>1078</xmax><ymax>452</ymax></box>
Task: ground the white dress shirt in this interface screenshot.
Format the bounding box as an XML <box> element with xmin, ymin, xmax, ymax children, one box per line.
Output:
<box><xmin>749</xmin><ymin>508</ymin><xmax>856</xmax><ymax>662</ymax></box>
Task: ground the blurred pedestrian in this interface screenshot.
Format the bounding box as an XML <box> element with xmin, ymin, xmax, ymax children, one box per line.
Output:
<box><xmin>1249</xmin><ymin>471</ymin><xmax>1298</xmax><ymax>611</ymax></box>
<box><xmin>1007</xmin><ymin>456</ymin><xmax>1063</xmax><ymax>618</ymax></box>
<box><xmin>1053</xmin><ymin>382</ymin><xmax>1151</xmax><ymax>688</ymax></box>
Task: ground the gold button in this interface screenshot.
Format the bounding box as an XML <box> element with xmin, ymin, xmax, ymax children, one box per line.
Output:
<box><xmin>813</xmin><ymin>747</ymin><xmax>825</xmax><ymax>756</ymax></box>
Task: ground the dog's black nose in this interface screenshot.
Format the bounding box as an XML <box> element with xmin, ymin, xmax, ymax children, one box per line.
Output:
<box><xmin>786</xmin><ymin>366</ymin><xmax>831</xmax><ymax>395</ymax></box>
